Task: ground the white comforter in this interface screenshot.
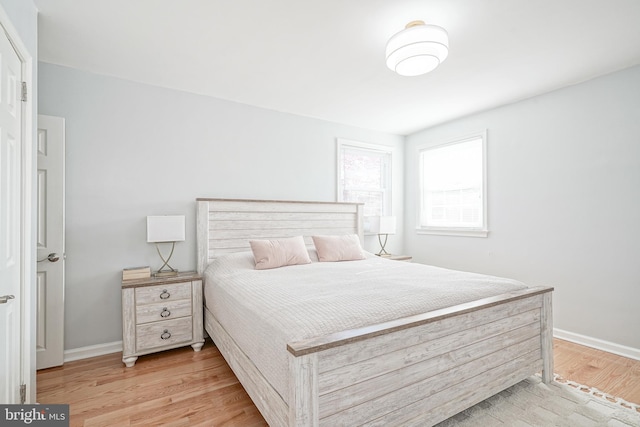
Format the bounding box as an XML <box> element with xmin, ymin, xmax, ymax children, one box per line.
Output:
<box><xmin>204</xmin><ymin>251</ymin><xmax>528</xmax><ymax>402</ymax></box>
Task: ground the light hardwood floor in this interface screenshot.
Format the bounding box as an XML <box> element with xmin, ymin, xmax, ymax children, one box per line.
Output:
<box><xmin>37</xmin><ymin>340</ymin><xmax>267</xmax><ymax>427</ymax></box>
<box><xmin>37</xmin><ymin>338</ymin><xmax>640</xmax><ymax>427</ymax></box>
<box><xmin>554</xmin><ymin>338</ymin><xmax>640</xmax><ymax>404</ymax></box>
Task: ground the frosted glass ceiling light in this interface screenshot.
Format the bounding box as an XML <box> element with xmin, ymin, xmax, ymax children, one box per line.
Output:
<box><xmin>386</xmin><ymin>20</ymin><xmax>449</xmax><ymax>77</ymax></box>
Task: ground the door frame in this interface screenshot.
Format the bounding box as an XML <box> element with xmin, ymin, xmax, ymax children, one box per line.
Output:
<box><xmin>0</xmin><ymin>5</ymin><xmax>36</xmax><ymax>403</ymax></box>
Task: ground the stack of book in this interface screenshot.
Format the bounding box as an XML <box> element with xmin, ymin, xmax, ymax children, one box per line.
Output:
<box><xmin>122</xmin><ymin>266</ymin><xmax>151</xmax><ymax>281</ymax></box>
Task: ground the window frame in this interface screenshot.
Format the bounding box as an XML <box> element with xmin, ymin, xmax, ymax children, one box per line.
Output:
<box><xmin>336</xmin><ymin>138</ymin><xmax>393</xmax><ymax>234</ymax></box>
<box><xmin>417</xmin><ymin>131</ymin><xmax>488</xmax><ymax>237</ymax></box>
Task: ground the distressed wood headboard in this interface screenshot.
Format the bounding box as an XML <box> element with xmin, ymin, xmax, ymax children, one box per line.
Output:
<box><xmin>196</xmin><ymin>198</ymin><xmax>364</xmax><ymax>273</ymax></box>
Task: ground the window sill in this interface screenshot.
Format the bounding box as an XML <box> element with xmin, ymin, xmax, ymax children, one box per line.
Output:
<box><xmin>416</xmin><ymin>227</ymin><xmax>489</xmax><ymax>238</ymax></box>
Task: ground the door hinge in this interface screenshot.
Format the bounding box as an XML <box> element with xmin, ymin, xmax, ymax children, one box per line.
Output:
<box><xmin>20</xmin><ymin>383</ymin><xmax>26</xmax><ymax>404</ymax></box>
<box><xmin>21</xmin><ymin>81</ymin><xmax>27</xmax><ymax>102</ymax></box>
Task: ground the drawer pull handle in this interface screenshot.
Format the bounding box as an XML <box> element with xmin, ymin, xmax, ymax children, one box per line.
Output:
<box><xmin>160</xmin><ymin>307</ymin><xmax>171</xmax><ymax>318</ymax></box>
<box><xmin>161</xmin><ymin>329</ymin><xmax>171</xmax><ymax>340</ymax></box>
<box><xmin>159</xmin><ymin>290</ymin><xmax>170</xmax><ymax>300</ymax></box>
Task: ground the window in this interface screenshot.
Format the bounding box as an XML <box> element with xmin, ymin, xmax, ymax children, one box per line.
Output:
<box><xmin>337</xmin><ymin>139</ymin><xmax>392</xmax><ymax>232</ymax></box>
<box><xmin>418</xmin><ymin>132</ymin><xmax>487</xmax><ymax>237</ymax></box>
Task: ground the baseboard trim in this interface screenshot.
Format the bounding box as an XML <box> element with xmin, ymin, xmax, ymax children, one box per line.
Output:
<box><xmin>64</xmin><ymin>341</ymin><xmax>123</xmax><ymax>363</ymax></box>
<box><xmin>64</xmin><ymin>331</ymin><xmax>639</xmax><ymax>363</ymax></box>
<box><xmin>554</xmin><ymin>328</ymin><xmax>640</xmax><ymax>361</ymax></box>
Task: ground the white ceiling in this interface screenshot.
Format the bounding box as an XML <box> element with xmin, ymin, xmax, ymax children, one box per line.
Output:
<box><xmin>34</xmin><ymin>0</ymin><xmax>640</xmax><ymax>135</ymax></box>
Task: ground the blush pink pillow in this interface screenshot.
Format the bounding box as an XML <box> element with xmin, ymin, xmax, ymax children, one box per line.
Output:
<box><xmin>249</xmin><ymin>236</ymin><xmax>312</xmax><ymax>270</ymax></box>
<box><xmin>312</xmin><ymin>234</ymin><xmax>365</xmax><ymax>262</ymax></box>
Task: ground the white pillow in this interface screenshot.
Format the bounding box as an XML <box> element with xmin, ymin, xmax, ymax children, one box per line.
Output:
<box><xmin>312</xmin><ymin>234</ymin><xmax>365</xmax><ymax>262</ymax></box>
<box><xmin>249</xmin><ymin>236</ymin><xmax>312</xmax><ymax>270</ymax></box>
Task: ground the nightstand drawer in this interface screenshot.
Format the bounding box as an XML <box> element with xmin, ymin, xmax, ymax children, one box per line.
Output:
<box><xmin>136</xmin><ymin>299</ymin><xmax>192</xmax><ymax>324</ymax></box>
<box><xmin>136</xmin><ymin>317</ymin><xmax>193</xmax><ymax>352</ymax></box>
<box><xmin>135</xmin><ymin>281</ymin><xmax>191</xmax><ymax>304</ymax></box>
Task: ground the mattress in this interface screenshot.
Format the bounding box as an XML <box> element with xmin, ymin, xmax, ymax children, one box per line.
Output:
<box><xmin>203</xmin><ymin>251</ymin><xmax>528</xmax><ymax>402</ymax></box>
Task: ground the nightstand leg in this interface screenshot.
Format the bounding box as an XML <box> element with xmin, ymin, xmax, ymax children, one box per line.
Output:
<box><xmin>123</xmin><ymin>356</ymin><xmax>138</xmax><ymax>368</ymax></box>
<box><xmin>191</xmin><ymin>341</ymin><xmax>204</xmax><ymax>352</ymax></box>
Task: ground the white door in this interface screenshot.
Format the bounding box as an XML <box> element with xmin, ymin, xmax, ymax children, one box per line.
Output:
<box><xmin>36</xmin><ymin>115</ymin><xmax>65</xmax><ymax>370</ymax></box>
<box><xmin>0</xmin><ymin>25</ymin><xmax>24</xmax><ymax>404</ymax></box>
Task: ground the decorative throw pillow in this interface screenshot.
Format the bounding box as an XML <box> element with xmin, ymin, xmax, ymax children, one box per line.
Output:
<box><xmin>249</xmin><ymin>236</ymin><xmax>312</xmax><ymax>270</ymax></box>
<box><xmin>312</xmin><ymin>234</ymin><xmax>366</xmax><ymax>262</ymax></box>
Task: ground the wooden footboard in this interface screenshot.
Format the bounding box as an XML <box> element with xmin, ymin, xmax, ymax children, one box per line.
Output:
<box><xmin>288</xmin><ymin>286</ymin><xmax>553</xmax><ymax>426</ymax></box>
<box><xmin>206</xmin><ymin>286</ymin><xmax>553</xmax><ymax>427</ymax></box>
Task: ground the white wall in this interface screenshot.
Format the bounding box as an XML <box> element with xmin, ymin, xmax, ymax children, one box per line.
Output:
<box><xmin>38</xmin><ymin>62</ymin><xmax>404</xmax><ymax>351</ymax></box>
<box><xmin>38</xmin><ymin>59</ymin><xmax>639</xmax><ymax>355</ymax></box>
<box><xmin>405</xmin><ymin>65</ymin><xmax>640</xmax><ymax>352</ymax></box>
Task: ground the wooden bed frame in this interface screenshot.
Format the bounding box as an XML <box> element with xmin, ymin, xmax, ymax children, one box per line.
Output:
<box><xmin>196</xmin><ymin>198</ymin><xmax>554</xmax><ymax>426</ymax></box>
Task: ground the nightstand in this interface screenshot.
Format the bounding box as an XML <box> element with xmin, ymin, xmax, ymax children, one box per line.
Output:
<box><xmin>379</xmin><ymin>254</ymin><xmax>413</xmax><ymax>262</ymax></box>
<box><xmin>121</xmin><ymin>271</ymin><xmax>204</xmax><ymax>367</ymax></box>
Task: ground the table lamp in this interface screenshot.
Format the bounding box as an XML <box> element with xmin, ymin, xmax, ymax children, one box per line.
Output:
<box><xmin>376</xmin><ymin>216</ymin><xmax>396</xmax><ymax>256</ymax></box>
<box><xmin>147</xmin><ymin>215</ymin><xmax>185</xmax><ymax>276</ymax></box>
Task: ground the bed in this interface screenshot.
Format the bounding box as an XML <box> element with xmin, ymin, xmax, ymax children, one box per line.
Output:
<box><xmin>196</xmin><ymin>198</ymin><xmax>554</xmax><ymax>426</ymax></box>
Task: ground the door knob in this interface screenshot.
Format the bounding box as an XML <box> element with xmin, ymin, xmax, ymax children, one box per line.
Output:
<box><xmin>37</xmin><ymin>253</ymin><xmax>60</xmax><ymax>263</ymax></box>
<box><xmin>0</xmin><ymin>295</ymin><xmax>15</xmax><ymax>304</ymax></box>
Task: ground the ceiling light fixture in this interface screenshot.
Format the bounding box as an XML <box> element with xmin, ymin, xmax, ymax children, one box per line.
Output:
<box><xmin>386</xmin><ymin>20</ymin><xmax>449</xmax><ymax>77</ymax></box>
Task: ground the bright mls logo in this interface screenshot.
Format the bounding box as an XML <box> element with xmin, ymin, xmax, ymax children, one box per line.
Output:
<box><xmin>1</xmin><ymin>405</ymin><xmax>69</xmax><ymax>426</ymax></box>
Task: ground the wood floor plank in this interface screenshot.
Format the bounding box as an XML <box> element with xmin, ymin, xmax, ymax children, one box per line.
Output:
<box><xmin>37</xmin><ymin>338</ymin><xmax>639</xmax><ymax>426</ymax></box>
<box><xmin>37</xmin><ymin>341</ymin><xmax>268</xmax><ymax>427</ymax></box>
<box><xmin>553</xmin><ymin>338</ymin><xmax>640</xmax><ymax>404</ymax></box>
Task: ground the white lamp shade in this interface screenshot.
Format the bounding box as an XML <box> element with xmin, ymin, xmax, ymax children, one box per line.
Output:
<box><xmin>147</xmin><ymin>215</ymin><xmax>185</xmax><ymax>243</ymax></box>
<box><xmin>386</xmin><ymin>21</ymin><xmax>449</xmax><ymax>76</ymax></box>
<box><xmin>378</xmin><ymin>216</ymin><xmax>397</xmax><ymax>235</ymax></box>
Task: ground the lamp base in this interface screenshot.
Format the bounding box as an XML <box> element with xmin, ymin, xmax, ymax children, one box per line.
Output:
<box><xmin>377</xmin><ymin>233</ymin><xmax>391</xmax><ymax>256</ymax></box>
<box><xmin>154</xmin><ymin>242</ymin><xmax>179</xmax><ymax>277</ymax></box>
<box><xmin>153</xmin><ymin>270</ymin><xmax>179</xmax><ymax>277</ymax></box>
